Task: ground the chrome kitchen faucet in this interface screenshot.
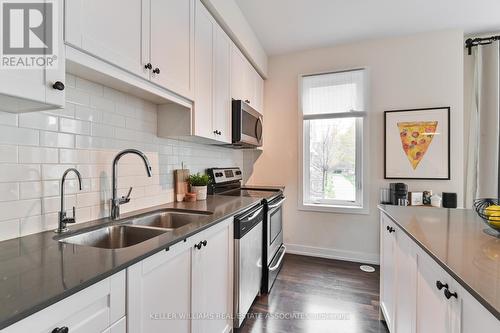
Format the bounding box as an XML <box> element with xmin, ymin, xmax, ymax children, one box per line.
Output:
<box><xmin>55</xmin><ymin>168</ymin><xmax>83</xmax><ymax>233</ymax></box>
<box><xmin>111</xmin><ymin>149</ymin><xmax>152</xmax><ymax>220</ymax></box>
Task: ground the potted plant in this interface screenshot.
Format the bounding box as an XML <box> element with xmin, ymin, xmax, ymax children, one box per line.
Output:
<box><xmin>188</xmin><ymin>173</ymin><xmax>210</xmax><ymax>200</ymax></box>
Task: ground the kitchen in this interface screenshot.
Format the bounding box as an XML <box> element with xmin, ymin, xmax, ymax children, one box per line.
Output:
<box><xmin>0</xmin><ymin>0</ymin><xmax>499</xmax><ymax>332</ymax></box>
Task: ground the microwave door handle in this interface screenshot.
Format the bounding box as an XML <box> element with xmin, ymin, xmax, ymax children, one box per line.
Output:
<box><xmin>255</xmin><ymin>117</ymin><xmax>263</xmax><ymax>141</ymax></box>
<box><xmin>268</xmin><ymin>198</ymin><xmax>286</xmax><ymax>209</ymax></box>
<box><xmin>240</xmin><ymin>207</ymin><xmax>263</xmax><ymax>222</ymax></box>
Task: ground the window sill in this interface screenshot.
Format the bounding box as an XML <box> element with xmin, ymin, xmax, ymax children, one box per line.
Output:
<box><xmin>298</xmin><ymin>203</ymin><xmax>369</xmax><ymax>215</ymax></box>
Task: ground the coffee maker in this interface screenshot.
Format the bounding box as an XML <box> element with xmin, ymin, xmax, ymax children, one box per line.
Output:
<box><xmin>390</xmin><ymin>183</ymin><xmax>408</xmax><ymax>205</ymax></box>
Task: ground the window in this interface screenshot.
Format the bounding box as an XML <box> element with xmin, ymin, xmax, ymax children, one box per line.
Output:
<box><xmin>300</xmin><ymin>69</ymin><xmax>368</xmax><ymax>213</ymax></box>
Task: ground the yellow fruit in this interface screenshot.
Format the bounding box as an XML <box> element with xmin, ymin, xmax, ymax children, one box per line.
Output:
<box><xmin>488</xmin><ymin>212</ymin><xmax>500</xmax><ymax>226</ymax></box>
<box><xmin>485</xmin><ymin>205</ymin><xmax>500</xmax><ymax>217</ymax></box>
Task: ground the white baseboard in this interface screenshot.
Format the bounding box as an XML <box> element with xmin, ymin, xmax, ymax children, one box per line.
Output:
<box><xmin>285</xmin><ymin>243</ymin><xmax>380</xmax><ymax>265</ymax></box>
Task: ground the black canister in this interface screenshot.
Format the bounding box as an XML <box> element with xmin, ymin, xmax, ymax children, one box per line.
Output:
<box><xmin>442</xmin><ymin>192</ymin><xmax>457</xmax><ymax>208</ymax></box>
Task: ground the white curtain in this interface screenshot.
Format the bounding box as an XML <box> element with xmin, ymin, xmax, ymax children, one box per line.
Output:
<box><xmin>465</xmin><ymin>40</ymin><xmax>500</xmax><ymax>207</ymax></box>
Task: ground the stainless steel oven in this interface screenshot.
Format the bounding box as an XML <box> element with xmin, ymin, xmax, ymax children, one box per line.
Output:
<box><xmin>232</xmin><ymin>100</ymin><xmax>263</xmax><ymax>148</ymax></box>
<box><xmin>263</xmin><ymin>195</ymin><xmax>286</xmax><ymax>293</ymax></box>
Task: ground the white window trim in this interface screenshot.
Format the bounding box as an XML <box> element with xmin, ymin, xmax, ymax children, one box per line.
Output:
<box><xmin>297</xmin><ymin>68</ymin><xmax>370</xmax><ymax>215</ymax></box>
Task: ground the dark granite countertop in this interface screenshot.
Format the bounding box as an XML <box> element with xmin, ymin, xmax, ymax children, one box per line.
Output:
<box><xmin>378</xmin><ymin>205</ymin><xmax>500</xmax><ymax>320</ymax></box>
<box><xmin>0</xmin><ymin>195</ymin><xmax>266</xmax><ymax>329</ymax></box>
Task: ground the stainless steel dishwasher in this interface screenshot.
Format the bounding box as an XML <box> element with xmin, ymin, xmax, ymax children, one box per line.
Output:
<box><xmin>233</xmin><ymin>203</ymin><xmax>264</xmax><ymax>329</ymax></box>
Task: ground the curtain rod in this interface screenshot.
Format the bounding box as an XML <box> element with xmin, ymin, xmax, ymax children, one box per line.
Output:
<box><xmin>465</xmin><ymin>35</ymin><xmax>500</xmax><ymax>55</ymax></box>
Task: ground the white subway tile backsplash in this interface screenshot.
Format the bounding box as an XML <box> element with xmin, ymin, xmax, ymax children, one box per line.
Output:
<box><xmin>40</xmin><ymin>131</ymin><xmax>75</xmax><ymax>148</ymax></box>
<box><xmin>0</xmin><ymin>125</ymin><xmax>39</xmax><ymax>146</ymax></box>
<box><xmin>90</xmin><ymin>95</ymin><xmax>114</xmax><ymax>111</ymax></box>
<box><xmin>0</xmin><ymin>111</ymin><xmax>18</xmax><ymax>126</ymax></box>
<box><xmin>0</xmin><ymin>183</ymin><xmax>19</xmax><ymax>202</ymax></box>
<box><xmin>66</xmin><ymin>86</ymin><xmax>91</xmax><ymax>106</ymax></box>
<box><xmin>42</xmin><ymin>195</ymin><xmax>75</xmax><ymax>214</ymax></box>
<box><xmin>60</xmin><ymin>118</ymin><xmax>91</xmax><ymax>135</ymax></box>
<box><xmin>42</xmin><ymin>164</ymin><xmax>76</xmax><ymax>180</ymax></box>
<box><xmin>75</xmin><ymin>105</ymin><xmax>101</xmax><ymax>122</ymax></box>
<box><xmin>59</xmin><ymin>149</ymin><xmax>90</xmax><ymax>164</ymax></box>
<box><xmin>19</xmin><ymin>182</ymin><xmax>43</xmax><ymax>199</ymax></box>
<box><xmin>19</xmin><ymin>113</ymin><xmax>58</xmax><ymax>131</ymax></box>
<box><xmin>102</xmin><ymin>112</ymin><xmax>126</xmax><ymax>127</ymax></box>
<box><xmin>91</xmin><ymin>123</ymin><xmax>115</xmax><ymax>138</ymax></box>
<box><xmin>0</xmin><ymin>164</ymin><xmax>40</xmax><ymax>182</ymax></box>
<box><xmin>20</xmin><ymin>214</ymin><xmax>58</xmax><ymax>236</ymax></box>
<box><xmin>19</xmin><ymin>147</ymin><xmax>59</xmax><ymax>164</ymax></box>
<box><xmin>0</xmin><ymin>145</ymin><xmax>17</xmax><ymax>163</ymax></box>
<box><xmin>75</xmin><ymin>77</ymin><xmax>103</xmax><ymax>96</ymax></box>
<box><xmin>0</xmin><ymin>199</ymin><xmax>41</xmax><ymax>221</ymax></box>
<box><xmin>0</xmin><ymin>219</ymin><xmax>20</xmax><ymax>241</ymax></box>
<box><xmin>0</xmin><ymin>75</ymin><xmax>243</xmax><ymax>241</ymax></box>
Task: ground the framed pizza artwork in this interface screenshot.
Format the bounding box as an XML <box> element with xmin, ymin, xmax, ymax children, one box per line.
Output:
<box><xmin>384</xmin><ymin>107</ymin><xmax>450</xmax><ymax>180</ymax></box>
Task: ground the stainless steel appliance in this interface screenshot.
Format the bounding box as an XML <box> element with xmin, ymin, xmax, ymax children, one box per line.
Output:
<box><xmin>210</xmin><ymin>175</ymin><xmax>286</xmax><ymax>294</ymax></box>
<box><xmin>262</xmin><ymin>194</ymin><xmax>286</xmax><ymax>293</ymax></box>
<box><xmin>232</xmin><ymin>100</ymin><xmax>263</xmax><ymax>148</ymax></box>
<box><xmin>233</xmin><ymin>204</ymin><xmax>264</xmax><ymax>328</ymax></box>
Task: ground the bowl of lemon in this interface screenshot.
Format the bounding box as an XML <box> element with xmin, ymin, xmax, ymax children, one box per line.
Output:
<box><xmin>473</xmin><ymin>199</ymin><xmax>500</xmax><ymax>232</ymax></box>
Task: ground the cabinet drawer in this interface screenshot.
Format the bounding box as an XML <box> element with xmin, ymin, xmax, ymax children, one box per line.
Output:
<box><xmin>3</xmin><ymin>270</ymin><xmax>125</xmax><ymax>333</ymax></box>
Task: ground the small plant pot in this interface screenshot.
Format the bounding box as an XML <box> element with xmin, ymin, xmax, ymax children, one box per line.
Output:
<box><xmin>191</xmin><ymin>185</ymin><xmax>207</xmax><ymax>201</ymax></box>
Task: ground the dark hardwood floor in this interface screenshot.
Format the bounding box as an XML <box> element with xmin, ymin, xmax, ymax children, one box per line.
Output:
<box><xmin>238</xmin><ymin>254</ymin><xmax>388</xmax><ymax>333</ymax></box>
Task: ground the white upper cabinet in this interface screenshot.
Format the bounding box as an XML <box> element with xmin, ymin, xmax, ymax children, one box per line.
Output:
<box><xmin>65</xmin><ymin>0</ymin><xmax>148</xmax><ymax>79</ymax></box>
<box><xmin>194</xmin><ymin>0</ymin><xmax>215</xmax><ymax>139</ymax></box>
<box><xmin>65</xmin><ymin>0</ymin><xmax>194</xmax><ymax>99</ymax></box>
<box><xmin>0</xmin><ymin>0</ymin><xmax>65</xmax><ymax>113</ymax></box>
<box><xmin>150</xmin><ymin>0</ymin><xmax>194</xmax><ymax>98</ymax></box>
<box><xmin>231</xmin><ymin>45</ymin><xmax>264</xmax><ymax>115</ymax></box>
<box><xmin>193</xmin><ymin>0</ymin><xmax>232</xmax><ymax>143</ymax></box>
<box><xmin>213</xmin><ymin>24</ymin><xmax>232</xmax><ymax>143</ymax></box>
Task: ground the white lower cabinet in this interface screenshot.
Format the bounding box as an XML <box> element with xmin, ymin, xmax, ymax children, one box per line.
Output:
<box><xmin>127</xmin><ymin>240</ymin><xmax>192</xmax><ymax>333</ymax></box>
<box><xmin>380</xmin><ymin>213</ymin><xmax>397</xmax><ymax>331</ymax></box>
<box><xmin>415</xmin><ymin>247</ymin><xmax>461</xmax><ymax>333</ymax></box>
<box><xmin>2</xmin><ymin>270</ymin><xmax>125</xmax><ymax>333</ymax></box>
<box><xmin>127</xmin><ymin>217</ymin><xmax>233</xmax><ymax>333</ymax></box>
<box><xmin>191</xmin><ymin>219</ymin><xmax>233</xmax><ymax>333</ymax></box>
<box><xmin>379</xmin><ymin>211</ymin><xmax>500</xmax><ymax>333</ymax></box>
<box><xmin>102</xmin><ymin>317</ymin><xmax>126</xmax><ymax>333</ymax></box>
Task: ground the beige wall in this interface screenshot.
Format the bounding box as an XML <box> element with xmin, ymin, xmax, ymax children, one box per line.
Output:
<box><xmin>245</xmin><ymin>30</ymin><xmax>464</xmax><ymax>263</ymax></box>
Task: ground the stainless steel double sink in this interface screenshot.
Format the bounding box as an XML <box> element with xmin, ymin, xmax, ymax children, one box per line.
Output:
<box><xmin>59</xmin><ymin>209</ymin><xmax>213</xmax><ymax>250</ymax></box>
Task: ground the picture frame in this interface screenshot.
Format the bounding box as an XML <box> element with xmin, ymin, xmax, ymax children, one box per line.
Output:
<box><xmin>384</xmin><ymin>107</ymin><xmax>450</xmax><ymax>180</ymax></box>
<box><xmin>409</xmin><ymin>192</ymin><xmax>423</xmax><ymax>206</ymax></box>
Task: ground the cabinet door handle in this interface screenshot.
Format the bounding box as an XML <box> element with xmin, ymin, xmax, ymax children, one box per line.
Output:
<box><xmin>388</xmin><ymin>227</ymin><xmax>395</xmax><ymax>233</ymax></box>
<box><xmin>153</xmin><ymin>67</ymin><xmax>160</xmax><ymax>74</ymax></box>
<box><xmin>194</xmin><ymin>241</ymin><xmax>203</xmax><ymax>250</ymax></box>
<box><xmin>52</xmin><ymin>81</ymin><xmax>65</xmax><ymax>91</ymax></box>
<box><xmin>444</xmin><ymin>288</ymin><xmax>457</xmax><ymax>299</ymax></box>
<box><xmin>244</xmin><ymin>99</ymin><xmax>250</xmax><ymax>104</ymax></box>
<box><xmin>144</xmin><ymin>63</ymin><xmax>152</xmax><ymax>70</ymax></box>
<box><xmin>202</xmin><ymin>240</ymin><xmax>207</xmax><ymax>247</ymax></box>
<box><xmin>51</xmin><ymin>327</ymin><xmax>69</xmax><ymax>333</ymax></box>
<box><xmin>386</xmin><ymin>225</ymin><xmax>390</xmax><ymax>231</ymax></box>
<box><xmin>436</xmin><ymin>280</ymin><xmax>448</xmax><ymax>290</ymax></box>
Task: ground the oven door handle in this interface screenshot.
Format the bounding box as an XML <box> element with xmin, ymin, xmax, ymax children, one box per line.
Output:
<box><xmin>268</xmin><ymin>197</ymin><xmax>286</xmax><ymax>209</ymax></box>
<box><xmin>269</xmin><ymin>245</ymin><xmax>286</xmax><ymax>271</ymax></box>
<box><xmin>240</xmin><ymin>206</ymin><xmax>263</xmax><ymax>222</ymax></box>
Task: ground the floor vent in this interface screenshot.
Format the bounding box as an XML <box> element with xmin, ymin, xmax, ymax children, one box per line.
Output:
<box><xmin>360</xmin><ymin>265</ymin><xmax>375</xmax><ymax>273</ymax></box>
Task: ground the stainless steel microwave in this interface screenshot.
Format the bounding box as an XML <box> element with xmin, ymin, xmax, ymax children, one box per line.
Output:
<box><xmin>232</xmin><ymin>100</ymin><xmax>263</xmax><ymax>148</ymax></box>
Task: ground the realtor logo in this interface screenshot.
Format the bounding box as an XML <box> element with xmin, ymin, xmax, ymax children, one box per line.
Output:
<box><xmin>0</xmin><ymin>0</ymin><xmax>58</xmax><ymax>68</ymax></box>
